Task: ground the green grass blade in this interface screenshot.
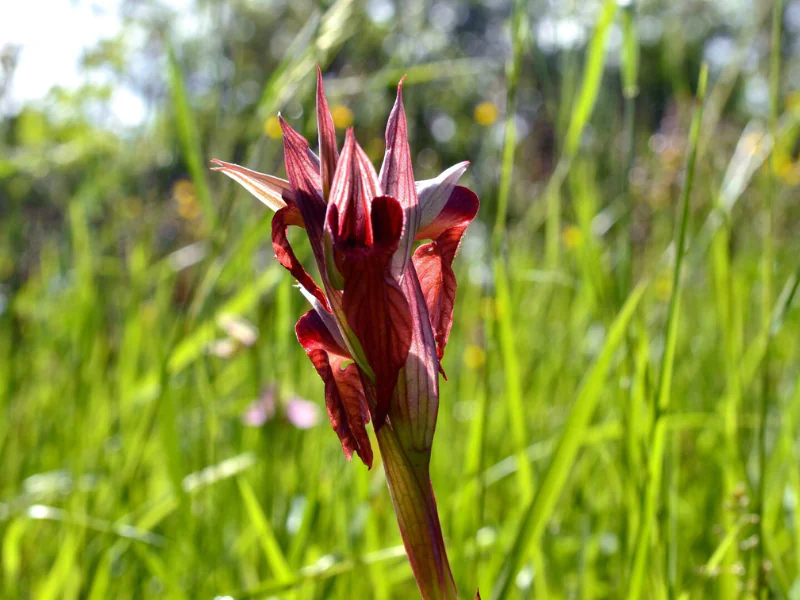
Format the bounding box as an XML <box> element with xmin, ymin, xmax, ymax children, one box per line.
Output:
<box><xmin>492</xmin><ymin>0</ymin><xmax>527</xmax><ymax>245</ymax></box>
<box><xmin>237</xmin><ymin>476</ymin><xmax>293</xmax><ymax>581</ymax></box>
<box><xmin>619</xmin><ymin>0</ymin><xmax>639</xmax><ymax>297</ymax></box>
<box><xmin>757</xmin><ymin>2</ymin><xmax>785</xmax><ymax>593</ymax></box>
<box><xmin>493</xmin><ymin>258</ymin><xmax>533</xmax><ymax>495</ymax></box>
<box><xmin>563</xmin><ymin>0</ymin><xmax>619</xmax><ymax>158</ymax></box>
<box><xmin>490</xmin><ymin>0</ymin><xmax>533</xmax><ymax>500</ymax></box>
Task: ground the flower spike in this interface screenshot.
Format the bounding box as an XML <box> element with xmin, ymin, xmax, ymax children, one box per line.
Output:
<box><xmin>212</xmin><ymin>68</ymin><xmax>479</xmax><ymax>600</ymax></box>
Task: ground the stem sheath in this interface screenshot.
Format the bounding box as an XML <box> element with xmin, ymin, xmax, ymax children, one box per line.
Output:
<box><xmin>377</xmin><ymin>425</ymin><xmax>457</xmax><ymax>600</ymax></box>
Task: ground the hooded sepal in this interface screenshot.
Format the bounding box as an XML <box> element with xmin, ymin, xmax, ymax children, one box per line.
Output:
<box><xmin>296</xmin><ymin>310</ymin><xmax>373</xmax><ymax>467</ymax></box>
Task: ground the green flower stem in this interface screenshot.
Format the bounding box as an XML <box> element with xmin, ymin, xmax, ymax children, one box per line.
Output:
<box><xmin>377</xmin><ymin>425</ymin><xmax>458</xmax><ymax>600</ymax></box>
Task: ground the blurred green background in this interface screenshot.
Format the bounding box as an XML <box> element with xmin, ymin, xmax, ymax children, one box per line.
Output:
<box><xmin>1</xmin><ymin>0</ymin><xmax>799</xmax><ymax>598</ymax></box>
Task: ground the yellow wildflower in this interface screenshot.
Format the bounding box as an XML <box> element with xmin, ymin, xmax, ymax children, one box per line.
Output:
<box><xmin>474</xmin><ymin>102</ymin><xmax>498</xmax><ymax>126</ymax></box>
<box><xmin>178</xmin><ymin>200</ymin><xmax>201</xmax><ymax>220</ymax></box>
<box><xmin>786</xmin><ymin>90</ymin><xmax>800</xmax><ymax>114</ymax></box>
<box><xmin>463</xmin><ymin>344</ymin><xmax>486</xmax><ymax>370</ymax></box>
<box><xmin>263</xmin><ymin>116</ymin><xmax>283</xmax><ymax>139</ymax></box>
<box><xmin>331</xmin><ymin>104</ymin><xmax>354</xmax><ymax>129</ymax></box>
<box><xmin>655</xmin><ymin>274</ymin><xmax>672</xmax><ymax>301</ymax></box>
<box><xmin>562</xmin><ymin>225</ymin><xmax>583</xmax><ymax>249</ymax></box>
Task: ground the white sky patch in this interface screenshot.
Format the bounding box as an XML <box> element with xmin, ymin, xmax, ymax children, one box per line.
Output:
<box><xmin>2</xmin><ymin>1</ymin><xmax>121</xmax><ymax>103</ymax></box>
<box><xmin>1</xmin><ymin>0</ymin><xmax>149</xmax><ymax>126</ymax></box>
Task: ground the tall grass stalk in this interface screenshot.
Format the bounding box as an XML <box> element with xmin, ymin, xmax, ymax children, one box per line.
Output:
<box><xmin>543</xmin><ymin>0</ymin><xmax>618</xmax><ymax>268</ymax></box>
<box><xmin>618</xmin><ymin>6</ymin><xmax>640</xmax><ymax>577</ymax></box>
<box><xmin>619</xmin><ymin>0</ymin><xmax>639</xmax><ymax>298</ymax></box>
<box><xmin>757</xmin><ymin>0</ymin><xmax>783</xmax><ymax>594</ymax></box>
<box><xmin>492</xmin><ymin>0</ymin><xmax>533</xmax><ymax>497</ymax></box>
<box><xmin>627</xmin><ymin>64</ymin><xmax>708</xmax><ymax>600</ymax></box>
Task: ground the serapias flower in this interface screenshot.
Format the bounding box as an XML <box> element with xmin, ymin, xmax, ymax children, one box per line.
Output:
<box><xmin>212</xmin><ymin>67</ymin><xmax>478</xmax><ymax>599</ymax></box>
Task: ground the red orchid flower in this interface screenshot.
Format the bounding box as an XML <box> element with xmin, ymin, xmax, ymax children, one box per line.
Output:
<box><xmin>212</xmin><ymin>67</ymin><xmax>478</xmax><ymax>599</ymax></box>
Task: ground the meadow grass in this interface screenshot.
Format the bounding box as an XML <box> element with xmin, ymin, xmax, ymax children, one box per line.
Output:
<box><xmin>1</xmin><ymin>2</ymin><xmax>799</xmax><ymax>599</ymax></box>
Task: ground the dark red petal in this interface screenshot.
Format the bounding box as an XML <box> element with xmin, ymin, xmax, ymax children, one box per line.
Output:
<box><xmin>296</xmin><ymin>310</ymin><xmax>373</xmax><ymax>467</ymax></box>
<box><xmin>379</xmin><ymin>78</ymin><xmax>419</xmax><ymax>275</ymax></box>
<box><xmin>328</xmin><ymin>129</ymin><xmax>381</xmax><ymax>245</ymax></box>
<box><xmin>272</xmin><ymin>204</ymin><xmax>330</xmax><ymax>311</ymax></box>
<box><xmin>316</xmin><ymin>66</ymin><xmax>339</xmax><ymax>199</ymax></box>
<box><xmin>413</xmin><ymin>240</ymin><xmax>454</xmax><ymax>365</ymax></box>
<box><xmin>412</xmin><ymin>186</ymin><xmax>479</xmax><ymax>365</ymax></box>
<box><xmin>335</xmin><ymin>196</ymin><xmax>411</xmax><ymax>427</ymax></box>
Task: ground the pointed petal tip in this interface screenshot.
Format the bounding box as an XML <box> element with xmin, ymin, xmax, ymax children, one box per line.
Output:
<box><xmin>395</xmin><ymin>76</ymin><xmax>407</xmax><ymax>103</ymax></box>
<box><xmin>316</xmin><ymin>64</ymin><xmax>324</xmax><ymax>89</ymax></box>
<box><xmin>209</xmin><ymin>158</ymin><xmax>229</xmax><ymax>171</ymax></box>
<box><xmin>277</xmin><ymin>113</ymin><xmax>295</xmax><ymax>139</ymax></box>
<box><xmin>210</xmin><ymin>158</ymin><xmax>245</xmax><ymax>172</ymax></box>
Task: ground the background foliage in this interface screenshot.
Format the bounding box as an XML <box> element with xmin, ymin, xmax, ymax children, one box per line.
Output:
<box><xmin>1</xmin><ymin>0</ymin><xmax>799</xmax><ymax>597</ymax></box>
